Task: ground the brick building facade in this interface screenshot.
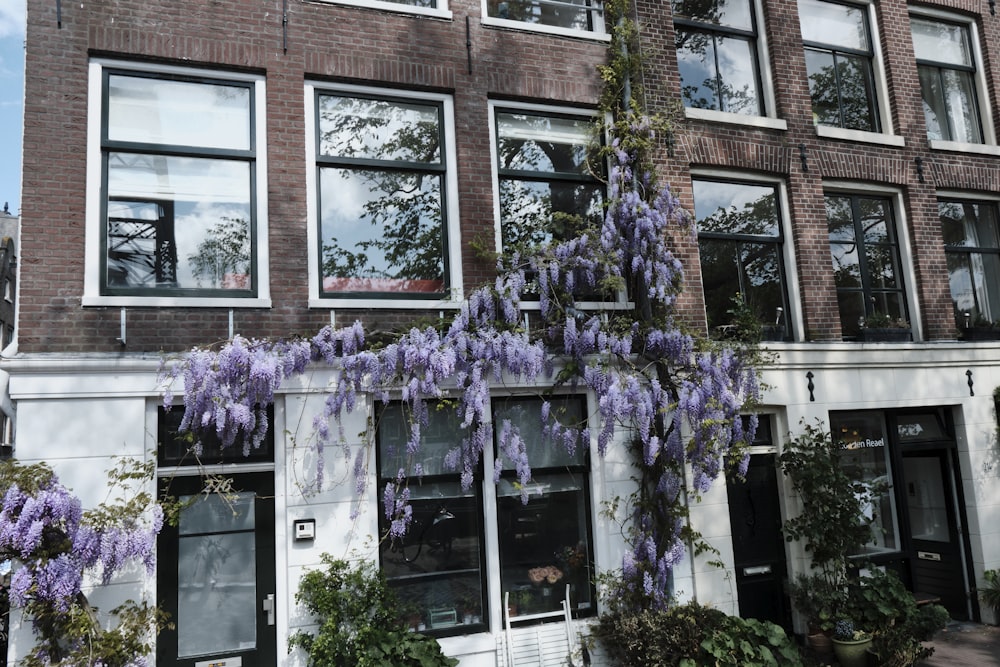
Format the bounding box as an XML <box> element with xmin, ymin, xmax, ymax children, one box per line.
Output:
<box><xmin>10</xmin><ymin>0</ymin><xmax>1000</xmax><ymax>663</ymax></box>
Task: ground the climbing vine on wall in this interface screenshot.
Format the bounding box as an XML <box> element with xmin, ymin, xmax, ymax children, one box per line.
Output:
<box><xmin>160</xmin><ymin>0</ymin><xmax>762</xmax><ymax>612</ymax></box>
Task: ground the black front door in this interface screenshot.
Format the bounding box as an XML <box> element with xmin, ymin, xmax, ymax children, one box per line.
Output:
<box><xmin>727</xmin><ymin>453</ymin><xmax>792</xmax><ymax>631</ymax></box>
<box><xmin>900</xmin><ymin>451</ymin><xmax>969</xmax><ymax>619</ymax></box>
<box><xmin>157</xmin><ymin>472</ymin><xmax>276</xmax><ymax>667</ymax></box>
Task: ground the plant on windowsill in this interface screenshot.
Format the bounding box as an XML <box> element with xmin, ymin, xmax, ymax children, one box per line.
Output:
<box><xmin>858</xmin><ymin>312</ymin><xmax>911</xmax><ymax>342</ymax></box>
<box><xmin>959</xmin><ymin>313</ymin><xmax>1000</xmax><ymax>341</ymax></box>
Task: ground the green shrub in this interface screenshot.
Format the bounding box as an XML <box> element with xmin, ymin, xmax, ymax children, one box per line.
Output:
<box><xmin>979</xmin><ymin>569</ymin><xmax>1000</xmax><ymax>619</ymax></box>
<box><xmin>288</xmin><ymin>554</ymin><xmax>458</xmax><ymax>667</ymax></box>
<box><xmin>594</xmin><ymin>601</ymin><xmax>802</xmax><ymax>667</ymax></box>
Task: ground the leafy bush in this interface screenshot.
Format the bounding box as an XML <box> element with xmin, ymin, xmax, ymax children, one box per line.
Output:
<box><xmin>594</xmin><ymin>601</ymin><xmax>802</xmax><ymax>667</ymax></box>
<box><xmin>288</xmin><ymin>554</ymin><xmax>457</xmax><ymax>667</ymax></box>
<box><xmin>913</xmin><ymin>604</ymin><xmax>949</xmax><ymax>641</ymax></box>
<box><xmin>979</xmin><ymin>569</ymin><xmax>1000</xmax><ymax>619</ymax></box>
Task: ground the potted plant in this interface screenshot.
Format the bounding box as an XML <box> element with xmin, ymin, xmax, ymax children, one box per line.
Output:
<box><xmin>960</xmin><ymin>313</ymin><xmax>1000</xmax><ymax>341</ymax></box>
<box><xmin>831</xmin><ymin>619</ymin><xmax>872</xmax><ymax>667</ymax></box>
<box><xmin>978</xmin><ymin>568</ymin><xmax>1000</xmax><ymax>621</ymax></box>
<box><xmin>858</xmin><ymin>312</ymin><xmax>911</xmax><ymax>342</ymax></box>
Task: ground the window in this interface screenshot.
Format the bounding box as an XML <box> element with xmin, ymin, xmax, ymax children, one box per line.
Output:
<box><xmin>911</xmin><ymin>16</ymin><xmax>983</xmax><ymax>144</ymax></box>
<box><xmin>799</xmin><ymin>0</ymin><xmax>880</xmax><ymax>132</ymax></box>
<box><xmin>829</xmin><ymin>411</ymin><xmax>900</xmax><ymax>556</ymax></box>
<box><xmin>315</xmin><ymin>0</ymin><xmax>451</xmax><ymax>19</ymax></box>
<box><xmin>693</xmin><ymin>178</ymin><xmax>791</xmax><ymax>339</ymax></box>
<box><xmin>96</xmin><ymin>67</ymin><xmax>262</xmax><ymax>299</ymax></box>
<box><xmin>377</xmin><ymin>396</ymin><xmax>594</xmax><ymax>634</ymax></box>
<box><xmin>484</xmin><ymin>0</ymin><xmax>605</xmax><ymax>36</ymax></box>
<box><xmin>311</xmin><ymin>87</ymin><xmax>460</xmax><ymax>302</ymax></box>
<box><xmin>826</xmin><ymin>193</ymin><xmax>908</xmax><ymax>338</ymax></box>
<box><xmin>673</xmin><ymin>0</ymin><xmax>764</xmax><ymax>116</ymax></box>
<box><xmin>938</xmin><ymin>198</ymin><xmax>1000</xmax><ymax>328</ymax></box>
<box><xmin>493</xmin><ymin>105</ymin><xmax>603</xmax><ymax>255</ymax></box>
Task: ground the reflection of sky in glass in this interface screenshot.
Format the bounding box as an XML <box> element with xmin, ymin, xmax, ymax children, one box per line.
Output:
<box><xmin>319</xmin><ymin>95</ymin><xmax>441</xmax><ymax>163</ymax></box>
<box><xmin>692</xmin><ymin>180</ymin><xmax>777</xmax><ymax>236</ymax></box>
<box><xmin>107</xmin><ymin>154</ymin><xmax>251</xmax><ymax>288</ymax></box>
<box><xmin>911</xmin><ymin>18</ymin><xmax>970</xmax><ymax>66</ymax></box>
<box><xmin>715</xmin><ymin>37</ymin><xmax>760</xmax><ymax>115</ymax></box>
<box><xmin>673</xmin><ymin>0</ymin><xmax>752</xmax><ymax>29</ymax></box>
<box><xmin>108</xmin><ymin>75</ymin><xmax>250</xmax><ymax>150</ymax></box>
<box><xmin>497</xmin><ymin>112</ymin><xmax>591</xmax><ymax>174</ymax></box>
<box><xmin>798</xmin><ymin>0</ymin><xmax>867</xmax><ymax>50</ymax></box>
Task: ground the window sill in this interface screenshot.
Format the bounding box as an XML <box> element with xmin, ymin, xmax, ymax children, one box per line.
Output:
<box><xmin>308</xmin><ymin>0</ymin><xmax>453</xmax><ymax>19</ymax></box>
<box><xmin>815</xmin><ymin>125</ymin><xmax>905</xmax><ymax>147</ymax></box>
<box><xmin>309</xmin><ymin>297</ymin><xmax>463</xmax><ymax>309</ymax></box>
<box><xmin>929</xmin><ymin>139</ymin><xmax>1000</xmax><ymax>156</ymax></box>
<box><xmin>82</xmin><ymin>296</ymin><xmax>272</xmax><ymax>308</ymax></box>
<box><xmin>481</xmin><ymin>16</ymin><xmax>610</xmax><ymax>41</ymax></box>
<box><xmin>684</xmin><ymin>107</ymin><xmax>787</xmax><ymax>131</ymax></box>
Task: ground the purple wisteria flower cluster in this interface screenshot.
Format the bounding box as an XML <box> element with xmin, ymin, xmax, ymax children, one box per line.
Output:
<box><xmin>162</xmin><ymin>114</ymin><xmax>761</xmax><ymax>612</ymax></box>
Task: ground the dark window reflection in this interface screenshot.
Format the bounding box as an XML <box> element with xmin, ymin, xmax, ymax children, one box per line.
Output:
<box><xmin>939</xmin><ymin>199</ymin><xmax>1000</xmax><ymax>328</ymax></box>
<box><xmin>487</xmin><ymin>0</ymin><xmax>603</xmax><ymax>31</ymax></box>
<box><xmin>694</xmin><ymin>179</ymin><xmax>790</xmax><ymax>339</ymax></box>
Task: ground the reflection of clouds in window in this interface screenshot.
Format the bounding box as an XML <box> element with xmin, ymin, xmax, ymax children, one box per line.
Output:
<box><xmin>798</xmin><ymin>0</ymin><xmax>867</xmax><ymax>50</ymax></box>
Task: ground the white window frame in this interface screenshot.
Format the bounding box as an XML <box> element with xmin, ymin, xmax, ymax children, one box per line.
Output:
<box><xmin>801</xmin><ymin>0</ymin><xmax>903</xmax><ymax>147</ymax></box>
<box><xmin>679</xmin><ymin>0</ymin><xmax>787</xmax><ymax>131</ymax></box>
<box><xmin>689</xmin><ymin>169</ymin><xmax>802</xmax><ymax>341</ymax></box>
<box><xmin>305</xmin><ymin>83</ymin><xmax>464</xmax><ymax>310</ymax></box>
<box><xmin>910</xmin><ymin>7</ymin><xmax>999</xmax><ymax>156</ymax></box>
<box><xmin>312</xmin><ymin>0</ymin><xmax>452</xmax><ymax>19</ymax></box>
<box><xmin>488</xmin><ymin>100</ymin><xmax>629</xmax><ymax>312</ymax></box>
<box><xmin>83</xmin><ymin>60</ymin><xmax>271</xmax><ymax>308</ymax></box>
<box><xmin>481</xmin><ymin>0</ymin><xmax>609</xmax><ymax>41</ymax></box>
<box><xmin>822</xmin><ymin>181</ymin><xmax>922</xmax><ymax>341</ymax></box>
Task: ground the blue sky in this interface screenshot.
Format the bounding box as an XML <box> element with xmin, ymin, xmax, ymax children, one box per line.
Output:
<box><xmin>0</xmin><ymin>0</ymin><xmax>24</xmax><ymax>216</ymax></box>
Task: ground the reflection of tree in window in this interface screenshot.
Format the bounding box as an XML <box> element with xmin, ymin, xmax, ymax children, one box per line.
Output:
<box><xmin>188</xmin><ymin>217</ymin><xmax>251</xmax><ymax>289</ymax></box>
<box><xmin>693</xmin><ymin>180</ymin><xmax>789</xmax><ymax>337</ymax></box>
<box><xmin>496</xmin><ymin>111</ymin><xmax>602</xmax><ymax>253</ymax></box>
<box><xmin>673</xmin><ymin>0</ymin><xmax>763</xmax><ymax>115</ymax></box>
<box><xmin>487</xmin><ymin>0</ymin><xmax>602</xmax><ymax>31</ymax></box>
<box><xmin>318</xmin><ymin>95</ymin><xmax>446</xmax><ymax>294</ymax></box>
<box><xmin>799</xmin><ymin>0</ymin><xmax>879</xmax><ymax>132</ymax></box>
<box><xmin>826</xmin><ymin>194</ymin><xmax>907</xmax><ymax>337</ymax></box>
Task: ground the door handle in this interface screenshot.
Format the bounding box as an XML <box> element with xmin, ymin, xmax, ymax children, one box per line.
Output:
<box><xmin>262</xmin><ymin>593</ymin><xmax>275</xmax><ymax>626</ymax></box>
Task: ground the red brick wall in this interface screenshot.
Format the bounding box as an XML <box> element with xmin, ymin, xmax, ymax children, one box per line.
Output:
<box><xmin>19</xmin><ymin>0</ymin><xmax>1000</xmax><ymax>351</ymax></box>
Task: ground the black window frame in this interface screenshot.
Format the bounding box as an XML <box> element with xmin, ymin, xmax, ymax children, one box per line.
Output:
<box><xmin>99</xmin><ymin>69</ymin><xmax>259</xmax><ymax>298</ymax></box>
<box><xmin>672</xmin><ymin>0</ymin><xmax>766</xmax><ymax>116</ymax></box>
<box><xmin>911</xmin><ymin>16</ymin><xmax>983</xmax><ymax>144</ymax></box>
<box><xmin>314</xmin><ymin>90</ymin><xmax>452</xmax><ymax>301</ymax></box>
<box><xmin>799</xmin><ymin>0</ymin><xmax>882</xmax><ymax>133</ymax></box>
<box><xmin>826</xmin><ymin>192</ymin><xmax>909</xmax><ymax>339</ymax></box>
<box><xmin>938</xmin><ymin>197</ymin><xmax>1000</xmax><ymax>328</ymax></box>
<box><xmin>693</xmin><ymin>177</ymin><xmax>792</xmax><ymax>340</ymax></box>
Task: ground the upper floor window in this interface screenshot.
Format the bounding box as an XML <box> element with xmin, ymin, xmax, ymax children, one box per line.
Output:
<box><xmin>938</xmin><ymin>198</ymin><xmax>1000</xmax><ymax>328</ymax></box>
<box><xmin>911</xmin><ymin>16</ymin><xmax>983</xmax><ymax>145</ymax></box>
<box><xmin>693</xmin><ymin>177</ymin><xmax>791</xmax><ymax>340</ymax></box>
<box><xmin>483</xmin><ymin>0</ymin><xmax>605</xmax><ymax>38</ymax></box>
<box><xmin>826</xmin><ymin>193</ymin><xmax>909</xmax><ymax>339</ymax></box>
<box><xmin>311</xmin><ymin>87</ymin><xmax>460</xmax><ymax>302</ymax></box>
<box><xmin>799</xmin><ymin>0</ymin><xmax>881</xmax><ymax>133</ymax></box>
<box><xmin>493</xmin><ymin>105</ymin><xmax>603</xmax><ymax>254</ymax></box>
<box><xmin>99</xmin><ymin>69</ymin><xmax>261</xmax><ymax>299</ymax></box>
<box><xmin>673</xmin><ymin>0</ymin><xmax>764</xmax><ymax>116</ymax></box>
<box><xmin>314</xmin><ymin>0</ymin><xmax>451</xmax><ymax>19</ymax></box>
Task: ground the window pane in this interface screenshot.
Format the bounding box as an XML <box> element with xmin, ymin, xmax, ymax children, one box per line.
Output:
<box><xmin>499</xmin><ymin>179</ymin><xmax>604</xmax><ymax>249</ymax></box>
<box><xmin>378</xmin><ymin>402</ymin><xmax>465</xmax><ymax>478</ymax></box>
<box><xmin>677</xmin><ymin>30</ymin><xmax>722</xmax><ymax>111</ymax></box>
<box><xmin>672</xmin><ymin>0</ymin><xmax>752</xmax><ymax>30</ymax></box>
<box><xmin>918</xmin><ymin>66</ymin><xmax>950</xmax><ymax>141</ymax></box>
<box><xmin>493</xmin><ymin>397</ymin><xmax>587</xmax><ymax>470</ymax></box>
<box><xmin>831</xmin><ymin>413</ymin><xmax>899</xmax><ymax>554</ymax></box>
<box><xmin>830</xmin><ymin>242</ymin><xmax>861</xmax><ymax>287</ymax></box>
<box><xmin>380</xmin><ymin>483</ymin><xmax>484</xmax><ymax>631</ymax></box>
<box><xmin>497</xmin><ymin>113</ymin><xmax>593</xmax><ymax>175</ymax></box>
<box><xmin>835</xmin><ymin>54</ymin><xmax>877</xmax><ymax>131</ymax></box>
<box><xmin>699</xmin><ymin>238</ymin><xmax>741</xmax><ymax>329</ymax></box>
<box><xmin>715</xmin><ymin>36</ymin><xmax>762</xmax><ymax>115</ymax></box>
<box><xmin>693</xmin><ymin>181</ymin><xmax>779</xmax><ymax>237</ymax></box>
<box><xmin>804</xmin><ymin>49</ymin><xmax>842</xmax><ymax>126</ymax></box>
<box><xmin>799</xmin><ymin>0</ymin><xmax>869</xmax><ymax>50</ymax></box>
<box><xmin>837</xmin><ymin>290</ymin><xmax>866</xmax><ymax>335</ymax></box>
<box><xmin>318</xmin><ymin>95</ymin><xmax>442</xmax><ymax>164</ymax></box>
<box><xmin>911</xmin><ymin>17</ymin><xmax>971</xmax><ymax>67</ymax></box>
<box><xmin>107</xmin><ymin>74</ymin><xmax>251</xmax><ymax>151</ymax></box>
<box><xmin>940</xmin><ymin>69</ymin><xmax>981</xmax><ymax>143</ymax></box>
<box><xmin>487</xmin><ymin>0</ymin><xmax>600</xmax><ymax>30</ymax></box>
<box><xmin>742</xmin><ymin>242</ymin><xmax>784</xmax><ymax>318</ymax></box>
<box><xmin>176</xmin><ymin>494</ymin><xmax>257</xmax><ymax>658</ymax></box>
<box><xmin>106</xmin><ymin>155</ymin><xmax>251</xmax><ymax>291</ymax></box>
<box><xmin>497</xmin><ymin>472</ymin><xmax>592</xmax><ymax>617</ymax></box>
<box><xmin>319</xmin><ymin>167</ymin><xmax>445</xmax><ymax>294</ymax></box>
